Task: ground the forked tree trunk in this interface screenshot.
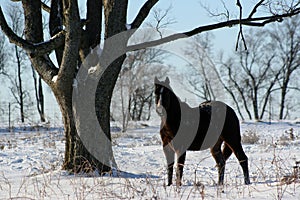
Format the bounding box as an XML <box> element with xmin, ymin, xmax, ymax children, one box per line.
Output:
<box><xmin>21</xmin><ymin>0</ymin><xmax>115</xmax><ymax>173</ymax></box>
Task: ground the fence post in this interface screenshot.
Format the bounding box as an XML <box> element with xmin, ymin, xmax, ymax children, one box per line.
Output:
<box><xmin>269</xmin><ymin>95</ymin><xmax>272</xmax><ymax>125</ymax></box>
<box><xmin>8</xmin><ymin>102</ymin><xmax>11</xmax><ymax>132</ymax></box>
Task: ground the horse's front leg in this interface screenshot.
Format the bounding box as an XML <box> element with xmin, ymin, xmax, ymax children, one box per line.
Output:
<box><xmin>163</xmin><ymin>145</ymin><xmax>175</xmax><ymax>186</ymax></box>
<box><xmin>176</xmin><ymin>151</ymin><xmax>186</xmax><ymax>186</ymax></box>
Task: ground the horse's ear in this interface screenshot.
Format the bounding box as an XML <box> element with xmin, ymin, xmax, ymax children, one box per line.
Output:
<box><xmin>154</xmin><ymin>76</ymin><xmax>159</xmax><ymax>84</ymax></box>
<box><xmin>165</xmin><ymin>77</ymin><xmax>170</xmax><ymax>85</ymax></box>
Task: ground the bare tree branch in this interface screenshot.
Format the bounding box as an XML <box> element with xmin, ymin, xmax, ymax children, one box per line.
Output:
<box><xmin>248</xmin><ymin>0</ymin><xmax>266</xmax><ymax>18</ymax></box>
<box><xmin>127</xmin><ymin>8</ymin><xmax>300</xmax><ymax>52</ymax></box>
<box><xmin>49</xmin><ymin>0</ymin><xmax>64</xmax><ymax>65</ymax></box>
<box><xmin>150</xmin><ymin>6</ymin><xmax>176</xmax><ymax>38</ymax></box>
<box><xmin>0</xmin><ymin>7</ymin><xmax>65</xmax><ymax>57</ymax></box>
<box><xmin>0</xmin><ymin>7</ymin><xmax>30</xmax><ymax>46</ymax></box>
<box><xmin>41</xmin><ymin>1</ymin><xmax>51</xmax><ymax>13</ymax></box>
<box><xmin>200</xmin><ymin>0</ymin><xmax>230</xmax><ymax>21</ymax></box>
<box><xmin>32</xmin><ymin>31</ymin><xmax>65</xmax><ymax>57</ymax></box>
<box><xmin>130</xmin><ymin>0</ymin><xmax>159</xmax><ymax>29</ymax></box>
<box><xmin>235</xmin><ymin>0</ymin><xmax>248</xmax><ymax>50</ymax></box>
<box><xmin>56</xmin><ymin>0</ymin><xmax>81</xmax><ymax>86</ymax></box>
<box><xmin>213</xmin><ymin>58</ymin><xmax>246</xmax><ymax>120</ymax></box>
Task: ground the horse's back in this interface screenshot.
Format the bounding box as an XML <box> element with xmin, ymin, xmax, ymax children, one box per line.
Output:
<box><xmin>188</xmin><ymin>101</ymin><xmax>240</xmax><ymax>150</ymax></box>
<box><xmin>199</xmin><ymin>101</ymin><xmax>239</xmax><ymax>123</ymax></box>
<box><xmin>199</xmin><ymin>100</ymin><xmax>240</xmax><ymax>132</ymax></box>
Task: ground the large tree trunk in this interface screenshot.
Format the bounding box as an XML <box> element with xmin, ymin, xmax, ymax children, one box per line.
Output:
<box><xmin>55</xmin><ymin>86</ymin><xmax>112</xmax><ymax>173</ymax></box>
<box><xmin>56</xmin><ymin>0</ymin><xmax>114</xmax><ymax>173</ymax></box>
<box><xmin>72</xmin><ymin>55</ymin><xmax>126</xmax><ymax>173</ymax></box>
<box><xmin>21</xmin><ymin>0</ymin><xmax>114</xmax><ymax>173</ymax></box>
<box><xmin>95</xmin><ymin>55</ymin><xmax>126</xmax><ymax>166</ymax></box>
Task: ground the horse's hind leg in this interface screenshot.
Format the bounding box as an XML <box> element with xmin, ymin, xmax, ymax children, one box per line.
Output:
<box><xmin>227</xmin><ymin>142</ymin><xmax>250</xmax><ymax>185</ymax></box>
<box><xmin>211</xmin><ymin>138</ymin><xmax>226</xmax><ymax>185</ymax></box>
<box><xmin>236</xmin><ymin>146</ymin><xmax>250</xmax><ymax>185</ymax></box>
<box><xmin>176</xmin><ymin>152</ymin><xmax>186</xmax><ymax>186</ymax></box>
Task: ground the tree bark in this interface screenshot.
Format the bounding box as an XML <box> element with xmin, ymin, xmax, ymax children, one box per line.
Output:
<box><xmin>55</xmin><ymin>86</ymin><xmax>111</xmax><ymax>172</ymax></box>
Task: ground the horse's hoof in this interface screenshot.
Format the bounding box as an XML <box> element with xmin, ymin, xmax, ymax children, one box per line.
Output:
<box><xmin>245</xmin><ymin>180</ymin><xmax>251</xmax><ymax>185</ymax></box>
<box><xmin>217</xmin><ymin>181</ymin><xmax>224</xmax><ymax>186</ymax></box>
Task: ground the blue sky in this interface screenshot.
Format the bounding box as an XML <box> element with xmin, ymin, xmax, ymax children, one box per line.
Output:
<box><xmin>127</xmin><ymin>0</ymin><xmax>257</xmax><ymax>53</ymax></box>
<box><xmin>128</xmin><ymin>1</ymin><xmax>235</xmax><ymax>52</ymax></box>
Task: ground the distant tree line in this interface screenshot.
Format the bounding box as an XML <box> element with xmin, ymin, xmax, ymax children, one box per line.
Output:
<box><xmin>111</xmin><ymin>30</ymin><xmax>168</xmax><ymax>132</ymax></box>
<box><xmin>110</xmin><ymin>15</ymin><xmax>300</xmax><ymax>128</ymax></box>
<box><xmin>185</xmin><ymin>16</ymin><xmax>300</xmax><ymax>121</ymax></box>
<box><xmin>1</xmin><ymin>13</ymin><xmax>300</xmax><ymax>126</ymax></box>
<box><xmin>0</xmin><ymin>6</ymin><xmax>45</xmax><ymax>124</ymax></box>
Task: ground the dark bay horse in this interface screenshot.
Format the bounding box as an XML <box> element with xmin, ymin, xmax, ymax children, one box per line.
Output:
<box><xmin>154</xmin><ymin>77</ymin><xmax>250</xmax><ymax>186</ymax></box>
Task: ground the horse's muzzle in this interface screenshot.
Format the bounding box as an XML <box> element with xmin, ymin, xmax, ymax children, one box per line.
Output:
<box><xmin>156</xmin><ymin>105</ymin><xmax>165</xmax><ymax>117</ymax></box>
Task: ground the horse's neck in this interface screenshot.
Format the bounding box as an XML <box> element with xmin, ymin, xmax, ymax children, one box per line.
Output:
<box><xmin>166</xmin><ymin>93</ymin><xmax>182</xmax><ymax>122</ymax></box>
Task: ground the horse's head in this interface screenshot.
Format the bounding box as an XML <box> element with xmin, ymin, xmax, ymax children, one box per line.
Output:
<box><xmin>154</xmin><ymin>77</ymin><xmax>172</xmax><ymax>117</ymax></box>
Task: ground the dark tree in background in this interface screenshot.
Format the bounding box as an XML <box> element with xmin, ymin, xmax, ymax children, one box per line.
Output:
<box><xmin>31</xmin><ymin>65</ymin><xmax>45</xmax><ymax>122</ymax></box>
<box><xmin>0</xmin><ymin>5</ymin><xmax>46</xmax><ymax>123</ymax></box>
<box><xmin>269</xmin><ymin>16</ymin><xmax>300</xmax><ymax>119</ymax></box>
<box><xmin>8</xmin><ymin>6</ymin><xmax>27</xmax><ymax>123</ymax></box>
<box><xmin>0</xmin><ymin>32</ymin><xmax>7</xmax><ymax>79</ymax></box>
<box><xmin>113</xmin><ymin>45</ymin><xmax>167</xmax><ymax>132</ymax></box>
<box><xmin>0</xmin><ymin>0</ymin><xmax>300</xmax><ymax>173</ymax></box>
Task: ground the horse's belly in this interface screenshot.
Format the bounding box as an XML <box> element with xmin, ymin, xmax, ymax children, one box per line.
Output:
<box><xmin>187</xmin><ymin>135</ymin><xmax>217</xmax><ymax>151</ymax></box>
<box><xmin>187</xmin><ymin>143</ymin><xmax>210</xmax><ymax>151</ymax></box>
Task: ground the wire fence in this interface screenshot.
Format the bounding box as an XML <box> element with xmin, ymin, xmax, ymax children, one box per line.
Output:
<box><xmin>0</xmin><ymin>100</ymin><xmax>62</xmax><ymax>128</ymax></box>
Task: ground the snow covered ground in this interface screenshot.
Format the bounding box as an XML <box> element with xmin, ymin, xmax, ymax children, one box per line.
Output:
<box><xmin>0</xmin><ymin>121</ymin><xmax>299</xmax><ymax>199</ymax></box>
